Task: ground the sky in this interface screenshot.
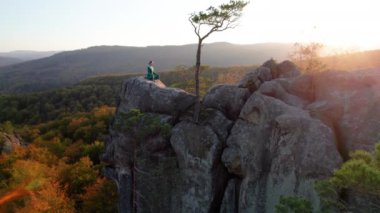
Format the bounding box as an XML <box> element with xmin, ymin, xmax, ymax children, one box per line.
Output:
<box><xmin>1</xmin><ymin>0</ymin><xmax>380</xmax><ymax>52</ymax></box>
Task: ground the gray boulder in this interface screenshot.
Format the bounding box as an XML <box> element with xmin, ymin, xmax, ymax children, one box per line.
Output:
<box><xmin>222</xmin><ymin>93</ymin><xmax>342</xmax><ymax>212</ymax></box>
<box><xmin>308</xmin><ymin>69</ymin><xmax>380</xmax><ymax>153</ymax></box>
<box><xmin>203</xmin><ymin>85</ymin><xmax>250</xmax><ymax>120</ymax></box>
<box><xmin>276</xmin><ymin>60</ymin><xmax>301</xmax><ymax>78</ymax></box>
<box><xmin>238</xmin><ymin>66</ymin><xmax>272</xmax><ymax>93</ymax></box>
<box><xmin>262</xmin><ymin>59</ymin><xmax>301</xmax><ymax>79</ymax></box>
<box><xmin>275</xmin><ymin>75</ymin><xmax>315</xmax><ymax>101</ymax></box>
<box><xmin>259</xmin><ymin>80</ymin><xmax>307</xmax><ymax>108</ymax></box>
<box><xmin>118</xmin><ymin>77</ymin><xmax>196</xmax><ymax>115</ymax></box>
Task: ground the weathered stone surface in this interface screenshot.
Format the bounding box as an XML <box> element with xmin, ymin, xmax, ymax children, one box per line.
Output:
<box><xmin>259</xmin><ymin>80</ymin><xmax>307</xmax><ymax>108</ymax></box>
<box><xmin>104</xmin><ymin>65</ymin><xmax>380</xmax><ymax>213</ymax></box>
<box><xmin>222</xmin><ymin>93</ymin><xmax>342</xmax><ymax>212</ymax></box>
<box><xmin>170</xmin><ymin>119</ymin><xmax>229</xmax><ymax>213</ymax></box>
<box><xmin>275</xmin><ymin>74</ymin><xmax>315</xmax><ymax>101</ymax></box>
<box><xmin>102</xmin><ymin>112</ymin><xmax>182</xmax><ymax>213</ymax></box>
<box><xmin>264</xmin><ymin>114</ymin><xmax>342</xmax><ymax>212</ymax></box>
<box><xmin>203</xmin><ymin>85</ymin><xmax>250</xmax><ymax>120</ymax></box>
<box><xmin>308</xmin><ymin>70</ymin><xmax>380</xmax><ymax>153</ymax></box>
<box><xmin>118</xmin><ymin>77</ymin><xmax>196</xmax><ymax>115</ymax></box>
<box><xmin>262</xmin><ymin>59</ymin><xmax>300</xmax><ymax>79</ymax></box>
<box><xmin>238</xmin><ymin>66</ymin><xmax>272</xmax><ymax>93</ymax></box>
<box><xmin>199</xmin><ymin>109</ymin><xmax>234</xmax><ymax>141</ymax></box>
<box><xmin>222</xmin><ymin>120</ymin><xmax>256</xmax><ymax>177</ymax></box>
<box><xmin>102</xmin><ymin>131</ymin><xmax>132</xmax><ymax>169</ymax></box>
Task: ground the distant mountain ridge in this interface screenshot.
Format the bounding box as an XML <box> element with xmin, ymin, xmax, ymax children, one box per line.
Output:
<box><xmin>0</xmin><ymin>56</ymin><xmax>23</xmax><ymax>67</ymax></box>
<box><xmin>0</xmin><ymin>42</ymin><xmax>293</xmax><ymax>93</ymax></box>
<box><xmin>0</xmin><ymin>50</ymin><xmax>60</xmax><ymax>61</ymax></box>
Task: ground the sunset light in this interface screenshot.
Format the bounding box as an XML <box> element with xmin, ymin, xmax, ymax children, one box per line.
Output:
<box><xmin>1</xmin><ymin>1</ymin><xmax>380</xmax><ymax>212</ymax></box>
<box><xmin>1</xmin><ymin>0</ymin><xmax>379</xmax><ymax>51</ymax></box>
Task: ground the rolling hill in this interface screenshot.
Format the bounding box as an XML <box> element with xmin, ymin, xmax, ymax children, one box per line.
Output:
<box><xmin>0</xmin><ymin>50</ymin><xmax>59</xmax><ymax>61</ymax></box>
<box><xmin>0</xmin><ymin>42</ymin><xmax>293</xmax><ymax>93</ymax></box>
<box><xmin>0</xmin><ymin>56</ymin><xmax>23</xmax><ymax>67</ymax></box>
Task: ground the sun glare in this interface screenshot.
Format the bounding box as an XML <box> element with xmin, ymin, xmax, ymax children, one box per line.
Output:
<box><xmin>241</xmin><ymin>0</ymin><xmax>380</xmax><ymax>51</ymax></box>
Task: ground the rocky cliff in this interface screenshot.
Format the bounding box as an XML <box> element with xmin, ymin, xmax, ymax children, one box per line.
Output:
<box><xmin>102</xmin><ymin>60</ymin><xmax>380</xmax><ymax>213</ymax></box>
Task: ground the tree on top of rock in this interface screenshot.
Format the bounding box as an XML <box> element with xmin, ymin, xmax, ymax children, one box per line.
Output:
<box><xmin>189</xmin><ymin>0</ymin><xmax>249</xmax><ymax>122</ymax></box>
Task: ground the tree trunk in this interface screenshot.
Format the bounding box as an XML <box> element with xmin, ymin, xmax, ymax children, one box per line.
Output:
<box><xmin>132</xmin><ymin>160</ymin><xmax>136</xmax><ymax>213</ymax></box>
<box><xmin>193</xmin><ymin>39</ymin><xmax>202</xmax><ymax>122</ymax></box>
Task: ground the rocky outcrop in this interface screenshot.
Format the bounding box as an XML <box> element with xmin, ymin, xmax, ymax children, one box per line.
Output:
<box><xmin>118</xmin><ymin>77</ymin><xmax>196</xmax><ymax>116</ymax></box>
<box><xmin>238</xmin><ymin>66</ymin><xmax>272</xmax><ymax>92</ymax></box>
<box><xmin>203</xmin><ymin>85</ymin><xmax>250</xmax><ymax>120</ymax></box>
<box><xmin>103</xmin><ymin>63</ymin><xmax>380</xmax><ymax>212</ymax></box>
<box><xmin>222</xmin><ymin>93</ymin><xmax>342</xmax><ymax>212</ymax></box>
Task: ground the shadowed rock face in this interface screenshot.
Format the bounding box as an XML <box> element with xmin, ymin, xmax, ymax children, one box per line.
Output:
<box><xmin>170</xmin><ymin>115</ymin><xmax>230</xmax><ymax>213</ymax></box>
<box><xmin>103</xmin><ymin>63</ymin><xmax>380</xmax><ymax>213</ymax></box>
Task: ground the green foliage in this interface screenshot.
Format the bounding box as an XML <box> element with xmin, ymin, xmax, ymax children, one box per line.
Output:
<box><xmin>0</xmin><ymin>156</ymin><xmax>14</xmax><ymax>192</ymax></box>
<box><xmin>316</xmin><ymin>143</ymin><xmax>380</xmax><ymax>211</ymax></box>
<box><xmin>138</xmin><ymin>115</ymin><xmax>172</xmax><ymax>140</ymax></box>
<box><xmin>83</xmin><ymin>141</ymin><xmax>104</xmax><ymax>165</ymax></box>
<box><xmin>0</xmin><ymin>83</ymin><xmax>120</xmax><ymax>125</ymax></box>
<box><xmin>81</xmin><ymin>178</ymin><xmax>118</xmax><ymax>213</ymax></box>
<box><xmin>190</xmin><ymin>1</ymin><xmax>249</xmax><ymax>33</ymax></box>
<box><xmin>114</xmin><ymin>109</ymin><xmax>144</xmax><ymax>133</ymax></box>
<box><xmin>0</xmin><ymin>121</ymin><xmax>14</xmax><ymax>134</ymax></box>
<box><xmin>58</xmin><ymin>157</ymin><xmax>98</xmax><ymax>197</ymax></box>
<box><xmin>0</xmin><ymin>65</ymin><xmax>253</xmax><ymax>126</ymax></box>
<box><xmin>114</xmin><ymin>109</ymin><xmax>172</xmax><ymax>141</ymax></box>
<box><xmin>275</xmin><ymin>196</ymin><xmax>313</xmax><ymax>213</ymax></box>
<box><xmin>0</xmin><ymin>105</ymin><xmax>116</xmax><ymax>212</ymax></box>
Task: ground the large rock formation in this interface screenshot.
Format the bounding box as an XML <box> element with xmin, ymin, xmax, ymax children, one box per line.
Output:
<box><xmin>103</xmin><ymin>61</ymin><xmax>380</xmax><ymax>213</ymax></box>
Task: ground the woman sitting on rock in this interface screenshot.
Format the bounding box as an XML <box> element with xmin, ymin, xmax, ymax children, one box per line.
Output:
<box><xmin>146</xmin><ymin>60</ymin><xmax>160</xmax><ymax>80</ymax></box>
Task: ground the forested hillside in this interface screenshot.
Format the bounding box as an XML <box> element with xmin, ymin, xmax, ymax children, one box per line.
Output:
<box><xmin>0</xmin><ymin>65</ymin><xmax>253</xmax><ymax>125</ymax></box>
<box><xmin>0</xmin><ymin>42</ymin><xmax>288</xmax><ymax>93</ymax></box>
<box><xmin>0</xmin><ymin>106</ymin><xmax>117</xmax><ymax>212</ymax></box>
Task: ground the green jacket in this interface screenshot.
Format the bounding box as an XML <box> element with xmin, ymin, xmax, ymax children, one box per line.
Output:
<box><xmin>146</xmin><ymin>66</ymin><xmax>160</xmax><ymax>80</ymax></box>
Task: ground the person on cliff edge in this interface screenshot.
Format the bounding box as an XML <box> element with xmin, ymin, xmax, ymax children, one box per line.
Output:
<box><xmin>146</xmin><ymin>60</ymin><xmax>160</xmax><ymax>81</ymax></box>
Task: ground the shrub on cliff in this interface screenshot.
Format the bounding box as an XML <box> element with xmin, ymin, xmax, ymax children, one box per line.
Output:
<box><xmin>275</xmin><ymin>196</ymin><xmax>313</xmax><ymax>213</ymax></box>
<box><xmin>316</xmin><ymin>143</ymin><xmax>380</xmax><ymax>212</ymax></box>
<box><xmin>114</xmin><ymin>109</ymin><xmax>172</xmax><ymax>140</ymax></box>
<box><xmin>276</xmin><ymin>143</ymin><xmax>380</xmax><ymax>212</ymax></box>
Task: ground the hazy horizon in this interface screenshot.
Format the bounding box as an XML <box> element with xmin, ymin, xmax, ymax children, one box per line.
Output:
<box><xmin>1</xmin><ymin>0</ymin><xmax>380</xmax><ymax>52</ymax></box>
<box><xmin>1</xmin><ymin>41</ymin><xmax>375</xmax><ymax>58</ymax></box>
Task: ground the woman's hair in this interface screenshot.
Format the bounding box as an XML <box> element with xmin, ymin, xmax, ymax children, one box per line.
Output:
<box><xmin>148</xmin><ymin>60</ymin><xmax>154</xmax><ymax>65</ymax></box>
